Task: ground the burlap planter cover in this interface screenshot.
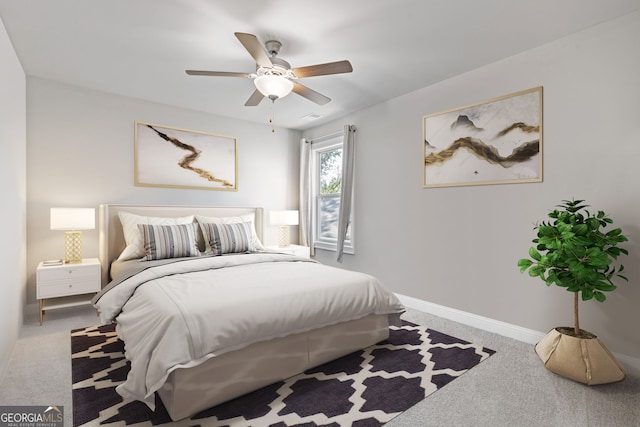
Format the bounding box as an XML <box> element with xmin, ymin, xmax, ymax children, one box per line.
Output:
<box><xmin>535</xmin><ymin>328</ymin><xmax>625</xmax><ymax>385</ymax></box>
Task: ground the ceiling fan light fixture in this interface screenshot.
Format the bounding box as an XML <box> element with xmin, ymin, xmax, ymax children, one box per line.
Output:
<box><xmin>254</xmin><ymin>75</ymin><xmax>294</xmax><ymax>100</ymax></box>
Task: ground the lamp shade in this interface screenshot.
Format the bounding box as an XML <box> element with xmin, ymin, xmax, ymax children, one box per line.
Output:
<box><xmin>254</xmin><ymin>75</ymin><xmax>294</xmax><ymax>99</ymax></box>
<box><xmin>50</xmin><ymin>208</ymin><xmax>95</xmax><ymax>230</ymax></box>
<box><xmin>270</xmin><ymin>210</ymin><xmax>299</xmax><ymax>226</ymax></box>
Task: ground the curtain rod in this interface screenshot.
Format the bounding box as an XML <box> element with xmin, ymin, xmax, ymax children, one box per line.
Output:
<box><xmin>306</xmin><ymin>126</ymin><xmax>355</xmax><ymax>144</ymax></box>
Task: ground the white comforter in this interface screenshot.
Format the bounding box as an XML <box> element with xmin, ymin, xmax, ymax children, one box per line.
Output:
<box><xmin>94</xmin><ymin>253</ymin><xmax>404</xmax><ymax>409</ymax></box>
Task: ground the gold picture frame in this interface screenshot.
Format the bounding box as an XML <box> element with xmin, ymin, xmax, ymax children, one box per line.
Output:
<box><xmin>135</xmin><ymin>121</ymin><xmax>238</xmax><ymax>191</ymax></box>
<box><xmin>423</xmin><ymin>86</ymin><xmax>542</xmax><ymax>188</ymax></box>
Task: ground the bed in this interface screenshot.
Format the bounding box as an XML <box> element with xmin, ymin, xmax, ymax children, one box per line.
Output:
<box><xmin>93</xmin><ymin>204</ymin><xmax>405</xmax><ymax>421</ymax></box>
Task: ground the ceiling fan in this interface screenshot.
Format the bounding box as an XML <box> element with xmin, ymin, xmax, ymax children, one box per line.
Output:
<box><xmin>186</xmin><ymin>32</ymin><xmax>353</xmax><ymax>106</ymax></box>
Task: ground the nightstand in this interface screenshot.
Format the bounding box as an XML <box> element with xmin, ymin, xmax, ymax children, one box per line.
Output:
<box><xmin>265</xmin><ymin>244</ymin><xmax>311</xmax><ymax>258</ymax></box>
<box><xmin>36</xmin><ymin>258</ymin><xmax>101</xmax><ymax>325</ymax></box>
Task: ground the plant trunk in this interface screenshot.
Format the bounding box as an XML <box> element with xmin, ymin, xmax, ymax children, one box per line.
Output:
<box><xmin>574</xmin><ymin>292</ymin><xmax>580</xmax><ymax>335</ymax></box>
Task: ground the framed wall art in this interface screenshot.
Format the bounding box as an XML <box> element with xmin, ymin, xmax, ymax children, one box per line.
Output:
<box><xmin>423</xmin><ymin>86</ymin><xmax>542</xmax><ymax>188</ymax></box>
<box><xmin>135</xmin><ymin>121</ymin><xmax>238</xmax><ymax>191</ymax></box>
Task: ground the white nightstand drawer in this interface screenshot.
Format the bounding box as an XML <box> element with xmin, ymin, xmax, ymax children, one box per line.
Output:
<box><xmin>37</xmin><ymin>265</ymin><xmax>98</xmax><ymax>282</ymax></box>
<box><xmin>37</xmin><ymin>279</ymin><xmax>99</xmax><ymax>299</ymax></box>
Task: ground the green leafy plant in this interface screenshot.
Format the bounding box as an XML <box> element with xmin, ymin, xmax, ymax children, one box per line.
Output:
<box><xmin>517</xmin><ymin>199</ymin><xmax>629</xmax><ymax>337</ymax></box>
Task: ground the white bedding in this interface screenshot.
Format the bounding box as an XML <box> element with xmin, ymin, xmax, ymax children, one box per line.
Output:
<box><xmin>93</xmin><ymin>252</ymin><xmax>404</xmax><ymax>409</ymax></box>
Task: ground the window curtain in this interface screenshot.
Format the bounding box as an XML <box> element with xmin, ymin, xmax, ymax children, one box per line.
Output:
<box><xmin>337</xmin><ymin>124</ymin><xmax>356</xmax><ymax>262</ymax></box>
<box><xmin>299</xmin><ymin>138</ymin><xmax>314</xmax><ymax>256</ymax></box>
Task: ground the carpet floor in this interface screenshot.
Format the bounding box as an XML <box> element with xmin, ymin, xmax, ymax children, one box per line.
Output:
<box><xmin>71</xmin><ymin>322</ymin><xmax>495</xmax><ymax>426</ymax></box>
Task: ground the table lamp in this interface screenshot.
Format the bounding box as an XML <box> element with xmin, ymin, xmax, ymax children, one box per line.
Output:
<box><xmin>269</xmin><ymin>210</ymin><xmax>299</xmax><ymax>247</ymax></box>
<box><xmin>50</xmin><ymin>207</ymin><xmax>95</xmax><ymax>263</ymax></box>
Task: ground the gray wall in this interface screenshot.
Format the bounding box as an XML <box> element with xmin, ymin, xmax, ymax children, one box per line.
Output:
<box><xmin>305</xmin><ymin>11</ymin><xmax>640</xmax><ymax>359</ymax></box>
<box><xmin>26</xmin><ymin>77</ymin><xmax>301</xmax><ymax>305</ymax></box>
<box><xmin>0</xmin><ymin>17</ymin><xmax>26</xmax><ymax>378</ymax></box>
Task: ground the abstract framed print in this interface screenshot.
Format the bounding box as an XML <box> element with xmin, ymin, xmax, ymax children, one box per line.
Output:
<box><xmin>135</xmin><ymin>121</ymin><xmax>238</xmax><ymax>191</ymax></box>
<box><xmin>423</xmin><ymin>86</ymin><xmax>542</xmax><ymax>188</ymax></box>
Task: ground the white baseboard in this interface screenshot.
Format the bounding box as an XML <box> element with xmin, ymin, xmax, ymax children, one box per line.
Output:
<box><xmin>396</xmin><ymin>293</ymin><xmax>640</xmax><ymax>377</ymax></box>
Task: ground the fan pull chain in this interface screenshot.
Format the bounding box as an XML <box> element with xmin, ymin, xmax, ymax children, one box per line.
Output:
<box><xmin>269</xmin><ymin>99</ymin><xmax>275</xmax><ymax>133</ymax></box>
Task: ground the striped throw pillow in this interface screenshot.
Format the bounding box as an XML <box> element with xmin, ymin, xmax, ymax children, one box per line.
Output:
<box><xmin>138</xmin><ymin>223</ymin><xmax>201</xmax><ymax>261</ymax></box>
<box><xmin>200</xmin><ymin>222</ymin><xmax>252</xmax><ymax>256</ymax></box>
<box><xmin>195</xmin><ymin>214</ymin><xmax>264</xmax><ymax>252</ymax></box>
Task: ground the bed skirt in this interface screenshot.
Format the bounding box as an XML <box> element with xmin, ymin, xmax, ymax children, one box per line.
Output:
<box><xmin>157</xmin><ymin>313</ymin><xmax>390</xmax><ymax>420</ymax></box>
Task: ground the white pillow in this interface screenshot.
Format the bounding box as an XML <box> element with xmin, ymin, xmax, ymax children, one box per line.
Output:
<box><xmin>118</xmin><ymin>211</ymin><xmax>195</xmax><ymax>261</ymax></box>
<box><xmin>195</xmin><ymin>214</ymin><xmax>264</xmax><ymax>253</ymax></box>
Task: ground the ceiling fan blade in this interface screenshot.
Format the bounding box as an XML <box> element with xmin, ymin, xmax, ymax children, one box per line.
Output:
<box><xmin>292</xmin><ymin>83</ymin><xmax>331</xmax><ymax>105</ymax></box>
<box><xmin>186</xmin><ymin>70</ymin><xmax>252</xmax><ymax>78</ymax></box>
<box><xmin>292</xmin><ymin>60</ymin><xmax>353</xmax><ymax>78</ymax></box>
<box><xmin>234</xmin><ymin>32</ymin><xmax>273</xmax><ymax>68</ymax></box>
<box><xmin>244</xmin><ymin>89</ymin><xmax>264</xmax><ymax>106</ymax></box>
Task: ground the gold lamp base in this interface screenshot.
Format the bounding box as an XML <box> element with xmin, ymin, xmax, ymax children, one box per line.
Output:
<box><xmin>64</xmin><ymin>230</ymin><xmax>83</xmax><ymax>263</ymax></box>
<box><xmin>278</xmin><ymin>225</ymin><xmax>291</xmax><ymax>247</ymax></box>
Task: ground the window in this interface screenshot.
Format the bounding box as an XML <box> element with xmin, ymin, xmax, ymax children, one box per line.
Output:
<box><xmin>310</xmin><ymin>133</ymin><xmax>354</xmax><ymax>253</ymax></box>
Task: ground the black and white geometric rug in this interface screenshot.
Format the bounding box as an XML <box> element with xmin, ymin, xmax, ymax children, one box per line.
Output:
<box><xmin>71</xmin><ymin>322</ymin><xmax>495</xmax><ymax>426</ymax></box>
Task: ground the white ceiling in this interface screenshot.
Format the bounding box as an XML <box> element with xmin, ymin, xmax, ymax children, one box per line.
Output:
<box><xmin>2</xmin><ymin>0</ymin><xmax>640</xmax><ymax>130</ymax></box>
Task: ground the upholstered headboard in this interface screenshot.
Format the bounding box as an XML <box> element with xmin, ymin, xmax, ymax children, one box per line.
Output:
<box><xmin>98</xmin><ymin>204</ymin><xmax>264</xmax><ymax>287</ymax></box>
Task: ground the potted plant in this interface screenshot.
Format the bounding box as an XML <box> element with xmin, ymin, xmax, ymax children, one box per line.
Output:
<box><xmin>517</xmin><ymin>199</ymin><xmax>629</xmax><ymax>384</ymax></box>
